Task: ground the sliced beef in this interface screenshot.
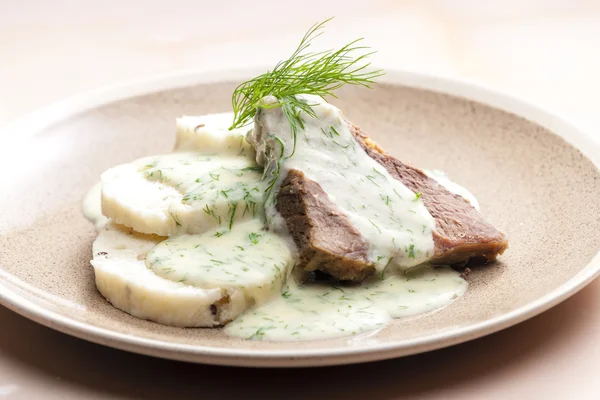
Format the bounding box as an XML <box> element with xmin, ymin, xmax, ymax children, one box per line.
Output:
<box><xmin>273</xmin><ymin>120</ymin><xmax>508</xmax><ymax>282</ymax></box>
<box><xmin>348</xmin><ymin>123</ymin><xmax>508</xmax><ymax>267</ymax></box>
<box><xmin>276</xmin><ymin>169</ymin><xmax>375</xmax><ymax>281</ymax></box>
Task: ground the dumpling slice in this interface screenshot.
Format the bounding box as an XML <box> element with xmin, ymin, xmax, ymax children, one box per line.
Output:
<box><xmin>174</xmin><ymin>112</ymin><xmax>253</xmax><ymax>155</ymax></box>
<box><xmin>92</xmin><ymin>220</ymin><xmax>294</xmax><ymax>327</ymax></box>
<box><xmin>92</xmin><ymin>222</ymin><xmax>232</xmax><ymax>327</ymax></box>
<box><xmin>101</xmin><ymin>152</ymin><xmax>264</xmax><ymax>236</ymax></box>
<box><xmin>146</xmin><ymin>218</ymin><xmax>294</xmax><ymax>308</ymax></box>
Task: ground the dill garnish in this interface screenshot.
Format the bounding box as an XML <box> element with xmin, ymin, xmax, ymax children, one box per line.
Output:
<box><xmin>170</xmin><ymin>212</ymin><xmax>182</xmax><ymax>227</ymax></box>
<box><xmin>365</xmin><ymin>175</ymin><xmax>380</xmax><ymax>187</ymax></box>
<box><xmin>371</xmin><ymin>167</ymin><xmax>386</xmax><ymax>178</ymax></box>
<box><xmin>248</xmin><ymin>326</ymin><xmax>272</xmax><ymax>340</ymax></box>
<box><xmin>368</xmin><ymin>218</ymin><xmax>382</xmax><ymax>233</ymax></box>
<box><xmin>407</xmin><ymin>244</ymin><xmax>416</xmax><ymax>259</ymax></box>
<box><xmin>241</xmin><ymin>166</ymin><xmax>264</xmax><ymax>173</ymax></box>
<box><xmin>248</xmin><ymin>232</ymin><xmax>262</xmax><ymax>245</ymax></box>
<box><xmin>331</xmin><ymin>286</ymin><xmax>346</xmax><ymax>293</ymax></box>
<box><xmin>229</xmin><ymin>18</ymin><xmax>383</xmax><ymax>150</ymax></box>
<box><xmin>228</xmin><ymin>202</ymin><xmax>238</xmax><ymax>230</ymax></box>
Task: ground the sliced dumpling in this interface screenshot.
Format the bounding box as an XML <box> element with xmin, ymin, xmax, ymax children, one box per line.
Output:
<box><xmin>91</xmin><ymin>220</ymin><xmax>294</xmax><ymax>327</ymax></box>
<box><xmin>101</xmin><ymin>152</ymin><xmax>264</xmax><ymax>236</ymax></box>
<box><xmin>92</xmin><ymin>222</ymin><xmax>238</xmax><ymax>327</ymax></box>
<box><xmin>174</xmin><ymin>112</ymin><xmax>253</xmax><ymax>155</ymax></box>
<box><xmin>146</xmin><ymin>219</ymin><xmax>294</xmax><ymax>308</ymax></box>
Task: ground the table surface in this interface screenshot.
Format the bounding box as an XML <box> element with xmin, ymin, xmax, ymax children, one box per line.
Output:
<box><xmin>1</xmin><ymin>1</ymin><xmax>599</xmax><ymax>398</ymax></box>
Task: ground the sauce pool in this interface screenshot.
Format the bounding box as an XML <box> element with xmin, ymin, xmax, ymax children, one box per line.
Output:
<box><xmin>225</xmin><ymin>264</ymin><xmax>467</xmax><ymax>341</ymax></box>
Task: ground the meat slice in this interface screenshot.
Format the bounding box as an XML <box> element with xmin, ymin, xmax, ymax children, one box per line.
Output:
<box><xmin>273</xmin><ymin>120</ymin><xmax>508</xmax><ymax>282</ymax></box>
<box><xmin>348</xmin><ymin>123</ymin><xmax>508</xmax><ymax>267</ymax></box>
<box><xmin>276</xmin><ymin>169</ymin><xmax>375</xmax><ymax>281</ymax></box>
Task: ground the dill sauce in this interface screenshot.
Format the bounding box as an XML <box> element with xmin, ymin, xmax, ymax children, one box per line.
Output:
<box><xmin>225</xmin><ymin>265</ymin><xmax>467</xmax><ymax>341</ymax></box>
<box><xmin>250</xmin><ymin>95</ymin><xmax>436</xmax><ymax>271</ymax></box>
<box><xmin>82</xmin><ymin>182</ymin><xmax>108</xmax><ymax>230</ymax></box>
<box><xmin>146</xmin><ymin>219</ymin><xmax>294</xmax><ymax>308</ymax></box>
<box><xmin>136</xmin><ymin>152</ymin><xmax>263</xmax><ymax>234</ymax></box>
<box><xmin>83</xmin><ymin>105</ymin><xmax>470</xmax><ymax>342</ymax></box>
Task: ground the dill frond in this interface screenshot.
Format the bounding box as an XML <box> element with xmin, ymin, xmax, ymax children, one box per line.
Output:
<box><xmin>229</xmin><ymin>18</ymin><xmax>384</xmax><ymax>138</ymax></box>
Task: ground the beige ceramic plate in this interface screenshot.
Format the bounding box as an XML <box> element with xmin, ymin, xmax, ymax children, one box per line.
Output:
<box><xmin>0</xmin><ymin>69</ymin><xmax>599</xmax><ymax>367</ymax></box>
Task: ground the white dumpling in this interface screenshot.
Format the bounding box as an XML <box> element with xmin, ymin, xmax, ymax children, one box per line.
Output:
<box><xmin>91</xmin><ymin>220</ymin><xmax>293</xmax><ymax>327</ymax></box>
<box><xmin>100</xmin><ymin>152</ymin><xmax>264</xmax><ymax>236</ymax></box>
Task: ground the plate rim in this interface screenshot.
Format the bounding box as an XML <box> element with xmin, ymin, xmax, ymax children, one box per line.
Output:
<box><xmin>1</xmin><ymin>67</ymin><xmax>599</xmax><ymax>367</ymax></box>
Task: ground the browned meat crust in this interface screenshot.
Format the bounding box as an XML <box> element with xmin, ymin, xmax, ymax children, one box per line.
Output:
<box><xmin>349</xmin><ymin>124</ymin><xmax>508</xmax><ymax>267</ymax></box>
<box><xmin>276</xmin><ymin>169</ymin><xmax>375</xmax><ymax>281</ymax></box>
<box><xmin>274</xmin><ymin>120</ymin><xmax>508</xmax><ymax>282</ymax></box>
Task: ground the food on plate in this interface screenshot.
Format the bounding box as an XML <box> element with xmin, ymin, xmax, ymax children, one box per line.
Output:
<box><xmin>174</xmin><ymin>112</ymin><xmax>253</xmax><ymax>153</ymax></box>
<box><xmin>83</xmin><ymin>19</ymin><xmax>507</xmax><ymax>341</ymax></box>
<box><xmin>100</xmin><ymin>116</ymin><xmax>262</xmax><ymax>236</ymax></box>
<box><xmin>92</xmin><ymin>220</ymin><xmax>292</xmax><ymax>327</ymax></box>
<box><xmin>250</xmin><ymin>95</ymin><xmax>507</xmax><ymax>282</ymax></box>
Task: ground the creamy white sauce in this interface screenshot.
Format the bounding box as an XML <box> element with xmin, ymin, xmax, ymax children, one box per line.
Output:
<box><xmin>100</xmin><ymin>152</ymin><xmax>264</xmax><ymax>236</ymax></box>
<box><xmin>83</xmin><ymin>182</ymin><xmax>467</xmax><ymax>339</ymax></box>
<box><xmin>146</xmin><ymin>219</ymin><xmax>295</xmax><ymax>307</ymax></box>
<box><xmin>225</xmin><ymin>265</ymin><xmax>467</xmax><ymax>341</ymax></box>
<box><xmin>85</xmin><ymin>190</ymin><xmax>296</xmax><ymax>325</ymax></box>
<box><xmin>83</xmin><ymin>108</ymin><xmax>473</xmax><ymax>342</ymax></box>
<box><xmin>141</xmin><ymin>153</ymin><xmax>264</xmax><ymax>224</ymax></box>
<box><xmin>250</xmin><ymin>95</ymin><xmax>435</xmax><ymax>271</ymax></box>
<box><xmin>82</xmin><ymin>182</ymin><xmax>108</xmax><ymax>230</ymax></box>
<box><xmin>425</xmin><ymin>169</ymin><xmax>480</xmax><ymax>210</ymax></box>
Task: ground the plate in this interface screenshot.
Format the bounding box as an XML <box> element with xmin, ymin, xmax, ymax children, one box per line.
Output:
<box><xmin>0</xmin><ymin>69</ymin><xmax>599</xmax><ymax>367</ymax></box>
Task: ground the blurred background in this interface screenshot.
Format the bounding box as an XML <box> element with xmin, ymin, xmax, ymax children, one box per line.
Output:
<box><xmin>1</xmin><ymin>0</ymin><xmax>599</xmax><ymax>140</ymax></box>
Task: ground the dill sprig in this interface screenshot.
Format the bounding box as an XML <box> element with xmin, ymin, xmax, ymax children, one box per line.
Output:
<box><xmin>229</xmin><ymin>18</ymin><xmax>384</xmax><ymax>139</ymax></box>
